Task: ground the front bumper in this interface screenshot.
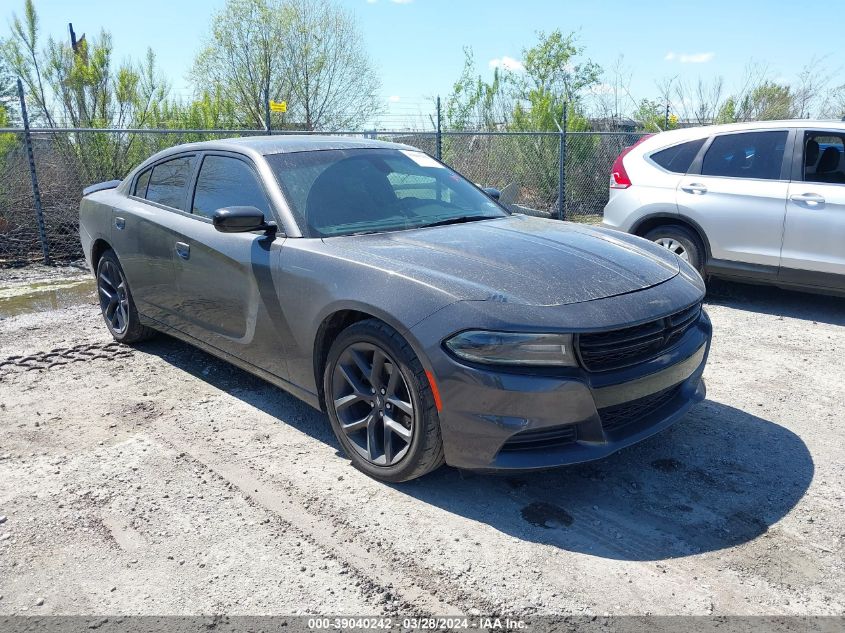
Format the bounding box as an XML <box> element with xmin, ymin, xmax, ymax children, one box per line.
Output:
<box><xmin>410</xmin><ymin>289</ymin><xmax>712</xmax><ymax>471</ymax></box>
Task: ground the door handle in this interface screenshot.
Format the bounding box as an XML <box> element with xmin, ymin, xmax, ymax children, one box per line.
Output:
<box><xmin>681</xmin><ymin>183</ymin><xmax>707</xmax><ymax>195</ymax></box>
<box><xmin>114</xmin><ymin>217</ymin><xmax>126</xmax><ymax>230</ymax></box>
<box><xmin>790</xmin><ymin>193</ymin><xmax>825</xmax><ymax>206</ymax></box>
<box><xmin>175</xmin><ymin>242</ymin><xmax>190</xmax><ymax>260</ymax></box>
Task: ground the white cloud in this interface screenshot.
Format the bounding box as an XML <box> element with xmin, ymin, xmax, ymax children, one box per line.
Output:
<box><xmin>665</xmin><ymin>51</ymin><xmax>715</xmax><ymax>64</ymax></box>
<box><xmin>488</xmin><ymin>56</ymin><xmax>525</xmax><ymax>72</ymax></box>
<box><xmin>389</xmin><ymin>0</ymin><xmax>413</xmax><ymax>3</ymax></box>
<box><xmin>366</xmin><ymin>0</ymin><xmax>377</xmax><ymax>3</ymax></box>
<box><xmin>680</xmin><ymin>52</ymin><xmax>715</xmax><ymax>63</ymax></box>
<box><xmin>388</xmin><ymin>95</ymin><xmax>401</xmax><ymax>102</ymax></box>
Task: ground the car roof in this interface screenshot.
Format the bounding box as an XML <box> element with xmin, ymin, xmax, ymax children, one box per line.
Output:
<box><xmin>645</xmin><ymin>119</ymin><xmax>845</xmax><ymax>149</ymax></box>
<box><xmin>156</xmin><ymin>135</ymin><xmax>416</xmax><ymax>157</ymax></box>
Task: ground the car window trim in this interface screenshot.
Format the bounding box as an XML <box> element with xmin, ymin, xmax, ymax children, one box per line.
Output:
<box><xmin>128</xmin><ymin>152</ymin><xmax>197</xmax><ymax>213</ymax></box>
<box><xmin>133</xmin><ymin>167</ymin><xmax>152</xmax><ymax>198</ymax></box>
<box><xmin>689</xmin><ymin>128</ymin><xmax>794</xmax><ymax>182</ymax></box>
<box><xmin>189</xmin><ymin>150</ymin><xmax>280</xmax><ymax>225</ymax></box>
<box><xmin>793</xmin><ymin>128</ymin><xmax>845</xmax><ymax>186</ymax></box>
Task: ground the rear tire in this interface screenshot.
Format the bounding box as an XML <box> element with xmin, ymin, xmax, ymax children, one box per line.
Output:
<box><xmin>323</xmin><ymin>319</ymin><xmax>445</xmax><ymax>482</ymax></box>
<box><xmin>645</xmin><ymin>225</ymin><xmax>705</xmax><ymax>273</ymax></box>
<box><xmin>96</xmin><ymin>249</ymin><xmax>155</xmax><ymax>344</ymax></box>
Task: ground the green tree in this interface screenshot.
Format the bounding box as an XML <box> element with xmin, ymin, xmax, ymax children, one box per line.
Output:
<box><xmin>443</xmin><ymin>31</ymin><xmax>602</xmax><ymax>212</ymax></box>
<box><xmin>444</xmin><ymin>48</ymin><xmax>505</xmax><ymax>131</ymax></box>
<box><xmin>632</xmin><ymin>99</ymin><xmax>679</xmax><ymax>132</ymax></box>
<box><xmin>1</xmin><ymin>0</ymin><xmax>170</xmax><ymax>179</ymax></box>
<box><xmin>737</xmin><ymin>81</ymin><xmax>794</xmax><ymax>121</ymax></box>
<box><xmin>512</xmin><ymin>30</ymin><xmax>601</xmax><ymax>107</ymax></box>
<box><xmin>192</xmin><ymin>0</ymin><xmax>381</xmax><ymax>130</ymax></box>
<box><xmin>0</xmin><ymin>56</ymin><xmax>17</xmax><ymax>124</ymax></box>
<box><xmin>506</xmin><ymin>31</ymin><xmax>601</xmax><ymax>211</ymax></box>
<box><xmin>715</xmin><ymin>96</ymin><xmax>737</xmax><ymax>124</ymax></box>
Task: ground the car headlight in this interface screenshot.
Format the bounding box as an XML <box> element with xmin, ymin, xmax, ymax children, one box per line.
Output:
<box><xmin>444</xmin><ymin>331</ymin><xmax>577</xmax><ymax>367</ymax></box>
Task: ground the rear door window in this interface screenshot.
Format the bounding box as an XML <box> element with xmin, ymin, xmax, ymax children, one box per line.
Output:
<box><xmin>191</xmin><ymin>155</ymin><xmax>271</xmax><ymax>219</ymax></box>
<box><xmin>701</xmin><ymin>131</ymin><xmax>788</xmax><ymax>180</ymax></box>
<box><xmin>650</xmin><ymin>139</ymin><xmax>705</xmax><ymax>174</ymax></box>
<box><xmin>144</xmin><ymin>156</ymin><xmax>196</xmax><ymax>210</ymax></box>
<box><xmin>802</xmin><ymin>132</ymin><xmax>845</xmax><ymax>184</ymax></box>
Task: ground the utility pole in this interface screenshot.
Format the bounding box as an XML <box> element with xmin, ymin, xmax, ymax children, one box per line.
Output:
<box><xmin>665</xmin><ymin>102</ymin><xmax>670</xmax><ymax>129</ymax></box>
<box><xmin>68</xmin><ymin>23</ymin><xmax>85</xmax><ymax>53</ymax></box>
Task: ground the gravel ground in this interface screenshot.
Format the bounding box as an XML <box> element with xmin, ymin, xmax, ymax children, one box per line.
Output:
<box><xmin>0</xmin><ymin>272</ymin><xmax>843</xmax><ymax>617</ymax></box>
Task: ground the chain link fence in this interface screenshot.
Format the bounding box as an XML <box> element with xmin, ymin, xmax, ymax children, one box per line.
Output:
<box><xmin>0</xmin><ymin>127</ymin><xmax>646</xmax><ymax>267</ymax></box>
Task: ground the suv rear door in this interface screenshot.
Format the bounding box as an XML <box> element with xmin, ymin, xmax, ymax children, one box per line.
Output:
<box><xmin>780</xmin><ymin>129</ymin><xmax>845</xmax><ymax>290</ymax></box>
<box><xmin>677</xmin><ymin>129</ymin><xmax>793</xmax><ymax>270</ymax></box>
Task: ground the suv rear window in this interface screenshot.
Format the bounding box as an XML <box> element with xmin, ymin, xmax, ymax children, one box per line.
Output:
<box><xmin>701</xmin><ymin>131</ymin><xmax>787</xmax><ymax>180</ymax></box>
<box><xmin>650</xmin><ymin>139</ymin><xmax>705</xmax><ymax>173</ymax></box>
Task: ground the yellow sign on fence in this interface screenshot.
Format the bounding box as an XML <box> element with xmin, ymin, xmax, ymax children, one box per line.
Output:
<box><xmin>269</xmin><ymin>100</ymin><xmax>287</xmax><ymax>113</ymax></box>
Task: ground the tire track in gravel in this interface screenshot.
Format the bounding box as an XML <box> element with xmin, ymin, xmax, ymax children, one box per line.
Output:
<box><xmin>148</xmin><ymin>425</ymin><xmax>500</xmax><ymax>617</ymax></box>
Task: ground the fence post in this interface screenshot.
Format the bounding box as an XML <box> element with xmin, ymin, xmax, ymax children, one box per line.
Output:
<box><xmin>435</xmin><ymin>96</ymin><xmax>442</xmax><ymax>160</ymax></box>
<box><xmin>17</xmin><ymin>78</ymin><xmax>50</xmax><ymax>265</ymax></box>
<box><xmin>557</xmin><ymin>105</ymin><xmax>567</xmax><ymax>221</ymax></box>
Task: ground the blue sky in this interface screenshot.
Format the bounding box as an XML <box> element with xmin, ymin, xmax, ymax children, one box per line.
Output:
<box><xmin>4</xmin><ymin>0</ymin><xmax>843</xmax><ymax>126</ymax></box>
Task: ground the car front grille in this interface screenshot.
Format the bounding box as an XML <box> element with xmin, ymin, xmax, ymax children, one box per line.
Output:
<box><xmin>576</xmin><ymin>302</ymin><xmax>702</xmax><ymax>372</ymax></box>
<box><xmin>598</xmin><ymin>383</ymin><xmax>683</xmax><ymax>432</ymax></box>
<box><xmin>499</xmin><ymin>424</ymin><xmax>577</xmax><ymax>452</ymax></box>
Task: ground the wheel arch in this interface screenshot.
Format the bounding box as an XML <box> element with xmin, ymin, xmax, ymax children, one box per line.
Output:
<box><xmin>90</xmin><ymin>238</ymin><xmax>113</xmax><ymax>272</ymax></box>
<box><xmin>312</xmin><ymin>308</ymin><xmax>397</xmax><ymax>411</ymax></box>
<box><xmin>630</xmin><ymin>213</ymin><xmax>712</xmax><ymax>262</ymax></box>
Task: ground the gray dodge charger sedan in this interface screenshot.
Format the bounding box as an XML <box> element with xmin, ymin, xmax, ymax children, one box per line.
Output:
<box><xmin>79</xmin><ymin>136</ymin><xmax>712</xmax><ymax>482</ymax></box>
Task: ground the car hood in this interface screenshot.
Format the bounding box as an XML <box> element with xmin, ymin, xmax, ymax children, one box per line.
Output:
<box><xmin>324</xmin><ymin>215</ymin><xmax>680</xmax><ymax>307</ymax></box>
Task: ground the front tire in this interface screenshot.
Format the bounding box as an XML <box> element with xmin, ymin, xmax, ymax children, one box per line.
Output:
<box><xmin>323</xmin><ymin>319</ymin><xmax>445</xmax><ymax>482</ymax></box>
<box><xmin>645</xmin><ymin>225</ymin><xmax>705</xmax><ymax>273</ymax></box>
<box><xmin>96</xmin><ymin>249</ymin><xmax>155</xmax><ymax>344</ymax></box>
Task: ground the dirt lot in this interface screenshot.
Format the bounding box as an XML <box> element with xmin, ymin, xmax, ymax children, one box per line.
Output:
<box><xmin>0</xmin><ymin>267</ymin><xmax>844</xmax><ymax>617</ymax></box>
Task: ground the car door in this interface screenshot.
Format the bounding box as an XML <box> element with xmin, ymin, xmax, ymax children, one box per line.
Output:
<box><xmin>166</xmin><ymin>152</ymin><xmax>294</xmax><ymax>378</ymax></box>
<box><xmin>677</xmin><ymin>129</ymin><xmax>792</xmax><ymax>270</ymax></box>
<box><xmin>780</xmin><ymin>129</ymin><xmax>845</xmax><ymax>289</ymax></box>
<box><xmin>115</xmin><ymin>154</ymin><xmax>197</xmax><ymax>326</ymax></box>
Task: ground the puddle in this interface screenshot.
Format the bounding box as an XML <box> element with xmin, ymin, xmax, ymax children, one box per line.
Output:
<box><xmin>0</xmin><ymin>277</ymin><xmax>96</xmax><ymax>318</ymax></box>
<box><xmin>520</xmin><ymin>501</ymin><xmax>574</xmax><ymax>529</ymax></box>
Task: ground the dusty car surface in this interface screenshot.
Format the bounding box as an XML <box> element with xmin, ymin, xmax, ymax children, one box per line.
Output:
<box><xmin>79</xmin><ymin>136</ymin><xmax>712</xmax><ymax>482</ymax></box>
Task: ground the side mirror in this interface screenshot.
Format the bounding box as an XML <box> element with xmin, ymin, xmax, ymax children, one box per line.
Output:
<box><xmin>482</xmin><ymin>187</ymin><xmax>501</xmax><ymax>201</ymax></box>
<box><xmin>212</xmin><ymin>206</ymin><xmax>277</xmax><ymax>235</ymax></box>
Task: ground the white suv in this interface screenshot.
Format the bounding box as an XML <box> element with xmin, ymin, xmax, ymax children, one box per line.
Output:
<box><xmin>602</xmin><ymin>120</ymin><xmax>845</xmax><ymax>295</ymax></box>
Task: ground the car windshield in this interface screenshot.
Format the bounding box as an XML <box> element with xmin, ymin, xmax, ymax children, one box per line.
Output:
<box><xmin>265</xmin><ymin>148</ymin><xmax>508</xmax><ymax>237</ymax></box>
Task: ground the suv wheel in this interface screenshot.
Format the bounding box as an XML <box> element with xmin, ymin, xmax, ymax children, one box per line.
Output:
<box><xmin>324</xmin><ymin>319</ymin><xmax>445</xmax><ymax>482</ymax></box>
<box><xmin>645</xmin><ymin>225</ymin><xmax>704</xmax><ymax>273</ymax></box>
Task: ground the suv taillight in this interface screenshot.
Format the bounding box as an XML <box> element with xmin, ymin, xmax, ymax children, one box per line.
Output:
<box><xmin>609</xmin><ymin>134</ymin><xmax>654</xmax><ymax>189</ymax></box>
